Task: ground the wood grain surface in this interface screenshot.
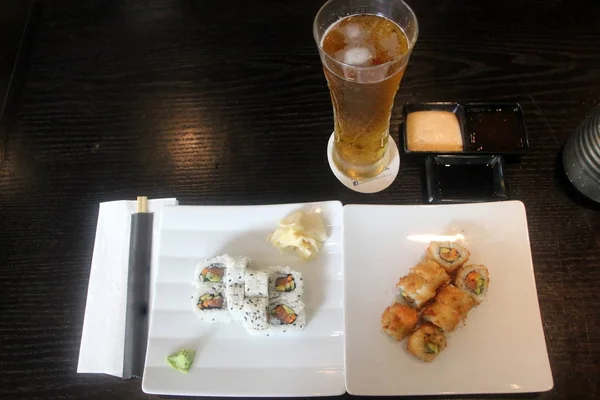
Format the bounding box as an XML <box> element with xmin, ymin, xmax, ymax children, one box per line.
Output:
<box><xmin>1</xmin><ymin>0</ymin><xmax>599</xmax><ymax>399</ymax></box>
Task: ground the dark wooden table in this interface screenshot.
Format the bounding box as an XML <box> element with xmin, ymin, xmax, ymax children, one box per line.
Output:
<box><xmin>1</xmin><ymin>0</ymin><xmax>599</xmax><ymax>399</ymax></box>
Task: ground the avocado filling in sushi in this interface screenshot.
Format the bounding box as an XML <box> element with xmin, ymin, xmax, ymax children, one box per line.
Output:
<box><xmin>439</xmin><ymin>247</ymin><xmax>460</xmax><ymax>262</ymax></box>
<box><xmin>197</xmin><ymin>293</ymin><xmax>224</xmax><ymax>310</ymax></box>
<box><xmin>465</xmin><ymin>271</ymin><xmax>486</xmax><ymax>294</ymax></box>
<box><xmin>275</xmin><ymin>274</ymin><xmax>296</xmax><ymax>292</ymax></box>
<box><xmin>200</xmin><ymin>264</ymin><xmax>225</xmax><ymax>283</ymax></box>
<box><xmin>271</xmin><ymin>304</ymin><xmax>297</xmax><ymax>324</ymax></box>
<box><xmin>425</xmin><ymin>341</ymin><xmax>439</xmax><ymax>355</ymax></box>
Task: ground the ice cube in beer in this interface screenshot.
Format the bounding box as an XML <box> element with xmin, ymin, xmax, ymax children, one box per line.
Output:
<box><xmin>345</xmin><ymin>23</ymin><xmax>362</xmax><ymax>41</ymax></box>
<box><xmin>343</xmin><ymin>47</ymin><xmax>373</xmax><ymax>66</ymax></box>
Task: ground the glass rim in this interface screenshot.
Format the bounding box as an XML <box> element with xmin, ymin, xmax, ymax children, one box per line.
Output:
<box><xmin>313</xmin><ymin>0</ymin><xmax>419</xmax><ymax>72</ymax></box>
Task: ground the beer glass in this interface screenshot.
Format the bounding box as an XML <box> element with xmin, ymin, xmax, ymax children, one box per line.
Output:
<box><xmin>314</xmin><ymin>0</ymin><xmax>418</xmax><ymax>179</ymax></box>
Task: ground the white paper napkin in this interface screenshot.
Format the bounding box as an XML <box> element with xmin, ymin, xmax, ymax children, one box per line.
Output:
<box><xmin>77</xmin><ymin>198</ymin><xmax>178</xmax><ymax>378</ymax></box>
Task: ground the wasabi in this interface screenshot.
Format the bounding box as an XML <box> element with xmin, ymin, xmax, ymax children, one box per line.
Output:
<box><xmin>166</xmin><ymin>348</ymin><xmax>195</xmax><ymax>373</ymax></box>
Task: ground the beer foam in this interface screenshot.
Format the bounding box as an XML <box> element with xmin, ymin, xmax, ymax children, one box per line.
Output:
<box><xmin>344</xmin><ymin>47</ymin><xmax>372</xmax><ymax>66</ymax></box>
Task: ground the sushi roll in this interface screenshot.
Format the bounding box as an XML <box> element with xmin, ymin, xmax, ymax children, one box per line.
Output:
<box><xmin>224</xmin><ymin>284</ymin><xmax>245</xmax><ymax>321</ymax></box>
<box><xmin>455</xmin><ymin>264</ymin><xmax>490</xmax><ymax>304</ymax></box>
<box><xmin>421</xmin><ymin>299</ymin><xmax>460</xmax><ymax>332</ymax></box>
<box><xmin>244</xmin><ymin>270</ymin><xmax>269</xmax><ymax>298</ymax></box>
<box><xmin>410</xmin><ymin>260</ymin><xmax>451</xmax><ymax>289</ymax></box>
<box><xmin>191</xmin><ymin>285</ymin><xmax>231</xmax><ymax>323</ymax></box>
<box><xmin>224</xmin><ymin>256</ymin><xmax>250</xmax><ymax>286</ymax></box>
<box><xmin>265</xmin><ymin>299</ymin><xmax>306</xmax><ymax>334</ymax></box>
<box><xmin>194</xmin><ymin>254</ymin><xmax>236</xmax><ymax>286</ymax></box>
<box><xmin>268</xmin><ymin>266</ymin><xmax>303</xmax><ymax>301</ymax></box>
<box><xmin>426</xmin><ymin>241</ymin><xmax>470</xmax><ymax>273</ymax></box>
<box><xmin>407</xmin><ymin>323</ymin><xmax>447</xmax><ymax>362</ymax></box>
<box><xmin>396</xmin><ymin>274</ymin><xmax>436</xmax><ymax>309</ymax></box>
<box><xmin>242</xmin><ymin>296</ymin><xmax>270</xmax><ymax>332</ymax></box>
<box><xmin>436</xmin><ymin>284</ymin><xmax>474</xmax><ymax>321</ymax></box>
<box><xmin>381</xmin><ymin>303</ymin><xmax>419</xmax><ymax>341</ymax></box>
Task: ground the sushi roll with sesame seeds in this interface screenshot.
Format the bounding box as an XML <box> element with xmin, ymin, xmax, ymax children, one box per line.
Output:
<box><xmin>224</xmin><ymin>256</ymin><xmax>250</xmax><ymax>286</ymax></box>
<box><xmin>267</xmin><ymin>266</ymin><xmax>303</xmax><ymax>302</ymax></box>
<box><xmin>407</xmin><ymin>323</ymin><xmax>447</xmax><ymax>362</ymax></box>
<box><xmin>426</xmin><ymin>241</ymin><xmax>470</xmax><ymax>273</ymax></box>
<box><xmin>191</xmin><ymin>285</ymin><xmax>231</xmax><ymax>323</ymax></box>
<box><xmin>242</xmin><ymin>296</ymin><xmax>270</xmax><ymax>333</ymax></box>
<box><xmin>224</xmin><ymin>284</ymin><xmax>245</xmax><ymax>321</ymax></box>
<box><xmin>455</xmin><ymin>264</ymin><xmax>490</xmax><ymax>304</ymax></box>
<box><xmin>244</xmin><ymin>270</ymin><xmax>269</xmax><ymax>298</ymax></box>
<box><xmin>194</xmin><ymin>254</ymin><xmax>238</xmax><ymax>287</ymax></box>
<box><xmin>265</xmin><ymin>299</ymin><xmax>306</xmax><ymax>335</ymax></box>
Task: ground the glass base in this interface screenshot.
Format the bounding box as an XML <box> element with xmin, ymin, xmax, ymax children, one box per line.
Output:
<box><xmin>327</xmin><ymin>133</ymin><xmax>400</xmax><ymax>194</ymax></box>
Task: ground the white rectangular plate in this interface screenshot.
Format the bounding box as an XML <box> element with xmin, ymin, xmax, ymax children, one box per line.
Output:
<box><xmin>343</xmin><ymin>201</ymin><xmax>553</xmax><ymax>396</ymax></box>
<box><xmin>142</xmin><ymin>201</ymin><xmax>345</xmax><ymax>397</ymax></box>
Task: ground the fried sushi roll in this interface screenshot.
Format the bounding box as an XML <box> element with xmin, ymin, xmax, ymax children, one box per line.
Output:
<box><xmin>426</xmin><ymin>241</ymin><xmax>470</xmax><ymax>273</ymax></box>
<box><xmin>455</xmin><ymin>264</ymin><xmax>490</xmax><ymax>304</ymax></box>
<box><xmin>410</xmin><ymin>260</ymin><xmax>450</xmax><ymax>289</ymax></box>
<box><xmin>381</xmin><ymin>303</ymin><xmax>419</xmax><ymax>341</ymax></box>
<box><xmin>407</xmin><ymin>323</ymin><xmax>447</xmax><ymax>362</ymax></box>
<box><xmin>436</xmin><ymin>284</ymin><xmax>475</xmax><ymax>321</ymax></box>
<box><xmin>421</xmin><ymin>299</ymin><xmax>460</xmax><ymax>332</ymax></box>
<box><xmin>396</xmin><ymin>274</ymin><xmax>436</xmax><ymax>309</ymax></box>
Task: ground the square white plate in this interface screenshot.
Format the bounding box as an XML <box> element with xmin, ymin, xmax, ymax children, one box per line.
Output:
<box><xmin>142</xmin><ymin>201</ymin><xmax>345</xmax><ymax>397</ymax></box>
<box><xmin>343</xmin><ymin>201</ymin><xmax>553</xmax><ymax>396</ymax></box>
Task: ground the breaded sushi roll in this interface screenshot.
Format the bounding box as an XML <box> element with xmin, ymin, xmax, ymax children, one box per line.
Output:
<box><xmin>426</xmin><ymin>241</ymin><xmax>470</xmax><ymax>273</ymax></box>
<box><xmin>410</xmin><ymin>260</ymin><xmax>451</xmax><ymax>288</ymax></box>
<box><xmin>224</xmin><ymin>284</ymin><xmax>245</xmax><ymax>321</ymax></box>
<box><xmin>396</xmin><ymin>274</ymin><xmax>436</xmax><ymax>309</ymax></box>
<box><xmin>381</xmin><ymin>303</ymin><xmax>419</xmax><ymax>341</ymax></box>
<box><xmin>436</xmin><ymin>284</ymin><xmax>474</xmax><ymax>321</ymax></box>
<box><xmin>267</xmin><ymin>265</ymin><xmax>304</xmax><ymax>301</ymax></box>
<box><xmin>191</xmin><ymin>285</ymin><xmax>231</xmax><ymax>323</ymax></box>
<box><xmin>244</xmin><ymin>270</ymin><xmax>268</xmax><ymax>298</ymax></box>
<box><xmin>421</xmin><ymin>299</ymin><xmax>460</xmax><ymax>332</ymax></box>
<box><xmin>407</xmin><ymin>323</ymin><xmax>447</xmax><ymax>362</ymax></box>
<box><xmin>455</xmin><ymin>264</ymin><xmax>490</xmax><ymax>304</ymax></box>
<box><xmin>242</xmin><ymin>296</ymin><xmax>269</xmax><ymax>332</ymax></box>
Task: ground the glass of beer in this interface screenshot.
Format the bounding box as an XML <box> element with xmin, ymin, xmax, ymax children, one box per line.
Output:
<box><xmin>314</xmin><ymin>0</ymin><xmax>418</xmax><ymax>179</ymax></box>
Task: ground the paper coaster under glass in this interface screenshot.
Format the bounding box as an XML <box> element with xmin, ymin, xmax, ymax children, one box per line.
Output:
<box><xmin>327</xmin><ymin>133</ymin><xmax>400</xmax><ymax>193</ymax></box>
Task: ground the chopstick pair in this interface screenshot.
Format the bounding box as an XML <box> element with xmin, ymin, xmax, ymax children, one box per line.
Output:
<box><xmin>123</xmin><ymin>196</ymin><xmax>153</xmax><ymax>378</ymax></box>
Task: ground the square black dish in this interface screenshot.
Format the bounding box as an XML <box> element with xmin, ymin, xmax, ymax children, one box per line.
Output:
<box><xmin>425</xmin><ymin>155</ymin><xmax>508</xmax><ymax>203</ymax></box>
<box><xmin>402</xmin><ymin>102</ymin><xmax>467</xmax><ymax>154</ymax></box>
<box><xmin>464</xmin><ymin>103</ymin><xmax>529</xmax><ymax>154</ymax></box>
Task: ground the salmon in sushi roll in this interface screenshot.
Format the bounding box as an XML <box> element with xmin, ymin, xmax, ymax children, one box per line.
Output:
<box><xmin>426</xmin><ymin>241</ymin><xmax>470</xmax><ymax>273</ymax></box>
<box><xmin>381</xmin><ymin>303</ymin><xmax>419</xmax><ymax>341</ymax></box>
<box><xmin>455</xmin><ymin>264</ymin><xmax>490</xmax><ymax>304</ymax></box>
<box><xmin>421</xmin><ymin>299</ymin><xmax>460</xmax><ymax>332</ymax></box>
<box><xmin>436</xmin><ymin>284</ymin><xmax>475</xmax><ymax>321</ymax></box>
<box><xmin>407</xmin><ymin>323</ymin><xmax>447</xmax><ymax>362</ymax></box>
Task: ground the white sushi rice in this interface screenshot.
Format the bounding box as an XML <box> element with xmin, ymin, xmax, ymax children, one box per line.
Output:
<box><xmin>224</xmin><ymin>284</ymin><xmax>245</xmax><ymax>321</ymax></box>
<box><xmin>244</xmin><ymin>270</ymin><xmax>268</xmax><ymax>298</ymax></box>
<box><xmin>191</xmin><ymin>284</ymin><xmax>231</xmax><ymax>323</ymax></box>
<box><xmin>267</xmin><ymin>265</ymin><xmax>304</xmax><ymax>302</ymax></box>
<box><xmin>242</xmin><ymin>296</ymin><xmax>269</xmax><ymax>332</ymax></box>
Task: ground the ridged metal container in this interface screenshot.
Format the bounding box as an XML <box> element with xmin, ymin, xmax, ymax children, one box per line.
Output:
<box><xmin>563</xmin><ymin>110</ymin><xmax>600</xmax><ymax>203</ymax></box>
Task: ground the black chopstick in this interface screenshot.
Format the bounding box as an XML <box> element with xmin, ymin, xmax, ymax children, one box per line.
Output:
<box><xmin>123</xmin><ymin>196</ymin><xmax>153</xmax><ymax>378</ymax></box>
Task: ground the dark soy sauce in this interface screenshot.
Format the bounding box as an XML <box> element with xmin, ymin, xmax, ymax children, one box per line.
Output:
<box><xmin>466</xmin><ymin>108</ymin><xmax>526</xmax><ymax>152</ymax></box>
<box><xmin>437</xmin><ymin>162</ymin><xmax>495</xmax><ymax>200</ymax></box>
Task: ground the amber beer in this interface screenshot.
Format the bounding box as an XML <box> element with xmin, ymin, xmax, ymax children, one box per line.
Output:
<box><xmin>314</xmin><ymin>1</ymin><xmax>418</xmax><ymax>179</ymax></box>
